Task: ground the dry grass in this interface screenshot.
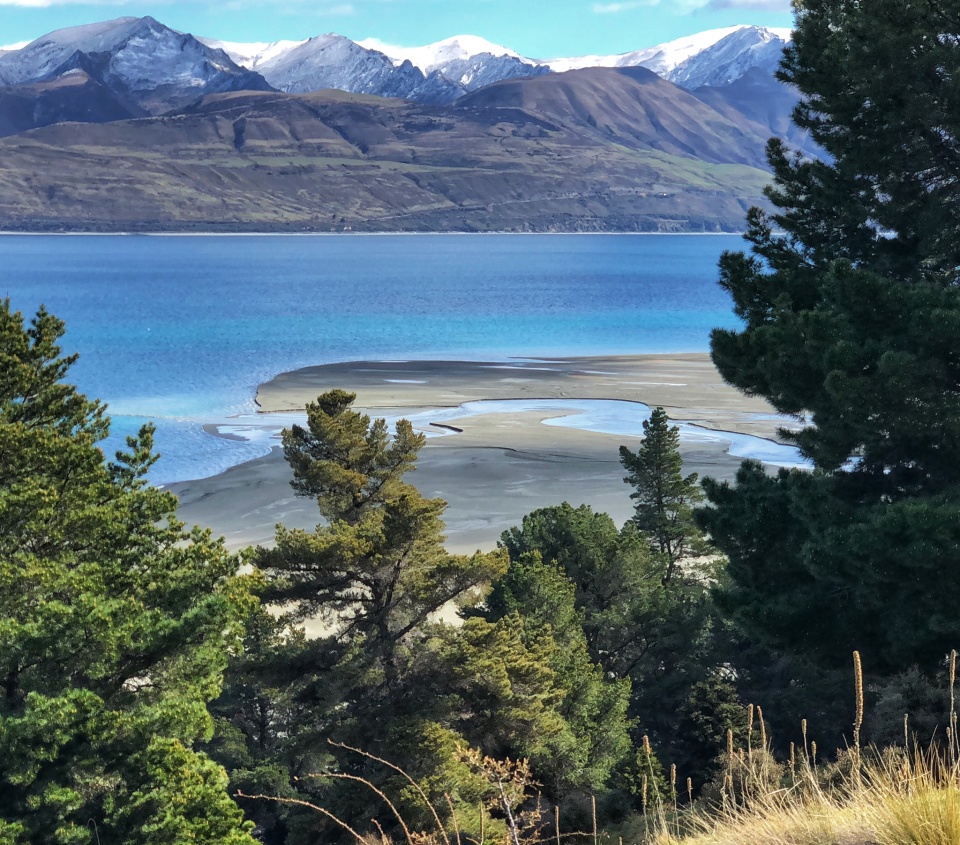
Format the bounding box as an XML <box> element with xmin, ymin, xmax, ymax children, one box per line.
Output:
<box><xmin>238</xmin><ymin>650</ymin><xmax>960</xmax><ymax>845</ymax></box>
<box><xmin>239</xmin><ymin>741</ymin><xmax>960</xmax><ymax>845</ymax></box>
<box><xmin>652</xmin><ymin>748</ymin><xmax>960</xmax><ymax>845</ymax></box>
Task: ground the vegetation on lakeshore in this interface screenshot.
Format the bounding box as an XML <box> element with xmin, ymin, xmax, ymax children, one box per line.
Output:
<box><xmin>5</xmin><ymin>0</ymin><xmax>960</xmax><ymax>842</ymax></box>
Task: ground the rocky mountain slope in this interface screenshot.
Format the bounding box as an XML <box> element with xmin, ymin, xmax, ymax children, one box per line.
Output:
<box><xmin>238</xmin><ymin>34</ymin><xmax>465</xmax><ymax>102</ymax></box>
<box><xmin>0</xmin><ymin>67</ymin><xmax>782</xmax><ymax>233</ymax></box>
<box><xmin>0</xmin><ymin>16</ymin><xmax>271</xmax><ymax>119</ymax></box>
<box><xmin>203</xmin><ymin>32</ymin><xmax>552</xmax><ymax>103</ymax></box>
<box><xmin>0</xmin><ymin>17</ymin><xmax>809</xmax><ymax>232</ymax></box>
<box><xmin>209</xmin><ymin>23</ymin><xmax>788</xmax><ymax>103</ymax></box>
<box><xmin>548</xmin><ymin>25</ymin><xmax>791</xmax><ymax>89</ymax></box>
<box><xmin>362</xmin><ymin>35</ymin><xmax>548</xmax><ymax>89</ymax></box>
<box><xmin>0</xmin><ymin>17</ymin><xmax>792</xmax><ymax>129</ymax></box>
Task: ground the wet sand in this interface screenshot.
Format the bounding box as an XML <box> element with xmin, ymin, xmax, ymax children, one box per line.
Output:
<box><xmin>172</xmin><ymin>354</ymin><xmax>789</xmax><ymax>553</ymax></box>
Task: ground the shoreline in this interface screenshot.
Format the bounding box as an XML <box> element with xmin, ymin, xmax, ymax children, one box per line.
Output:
<box><xmin>0</xmin><ymin>231</ymin><xmax>748</xmax><ymax>238</ymax></box>
<box><xmin>173</xmin><ymin>353</ymin><xmax>790</xmax><ymax>554</ymax></box>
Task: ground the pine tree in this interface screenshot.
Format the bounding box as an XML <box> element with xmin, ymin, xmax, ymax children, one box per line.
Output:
<box><xmin>698</xmin><ymin>0</ymin><xmax>960</xmax><ymax>676</ymax></box>
<box><xmin>254</xmin><ymin>389</ymin><xmax>507</xmax><ymax>702</ymax></box>
<box><xmin>619</xmin><ymin>407</ymin><xmax>707</xmax><ymax>583</ymax></box>
<box><xmin>481</xmin><ymin>552</ymin><xmax>633</xmax><ymax>798</ymax></box>
<box><xmin>498</xmin><ymin>504</ymin><xmax>721</xmax><ymax>772</ymax></box>
<box><xmin>217</xmin><ymin>391</ymin><xmax>512</xmax><ymax>838</ymax></box>
<box><xmin>0</xmin><ymin>302</ymin><xmax>255</xmax><ymax>845</ymax></box>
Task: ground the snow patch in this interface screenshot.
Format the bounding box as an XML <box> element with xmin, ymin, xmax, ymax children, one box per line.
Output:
<box><xmin>547</xmin><ymin>25</ymin><xmax>746</xmax><ymax>73</ymax></box>
<box><xmin>200</xmin><ymin>37</ymin><xmax>307</xmax><ymax>69</ymax></box>
<box><xmin>360</xmin><ymin>34</ymin><xmax>522</xmax><ymax>74</ymax></box>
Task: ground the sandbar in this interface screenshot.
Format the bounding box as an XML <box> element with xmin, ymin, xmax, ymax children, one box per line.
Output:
<box><xmin>173</xmin><ymin>354</ymin><xmax>792</xmax><ymax>554</ymax></box>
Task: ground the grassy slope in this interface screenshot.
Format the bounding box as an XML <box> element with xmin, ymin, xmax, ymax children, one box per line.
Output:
<box><xmin>0</xmin><ymin>69</ymin><xmax>775</xmax><ymax>232</ymax></box>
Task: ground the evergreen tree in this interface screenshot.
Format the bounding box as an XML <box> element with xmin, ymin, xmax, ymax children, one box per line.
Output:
<box><xmin>481</xmin><ymin>553</ymin><xmax>633</xmax><ymax>798</ymax></box>
<box><xmin>0</xmin><ymin>302</ymin><xmax>255</xmax><ymax>845</ymax></box>
<box><xmin>222</xmin><ymin>392</ymin><xmax>611</xmax><ymax>838</ymax></box>
<box><xmin>499</xmin><ymin>504</ymin><xmax>721</xmax><ymax>772</ymax></box>
<box><xmin>252</xmin><ymin>389</ymin><xmax>507</xmax><ymax>723</ymax></box>
<box><xmin>619</xmin><ymin>408</ymin><xmax>708</xmax><ymax>582</ymax></box>
<box><xmin>698</xmin><ymin>0</ymin><xmax>960</xmax><ymax>678</ymax></box>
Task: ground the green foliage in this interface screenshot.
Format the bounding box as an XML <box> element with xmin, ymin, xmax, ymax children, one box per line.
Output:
<box><xmin>703</xmin><ymin>461</ymin><xmax>960</xmax><ymax>674</ymax></box>
<box><xmin>700</xmin><ymin>0</ymin><xmax>960</xmax><ymax>684</ymax></box>
<box><xmin>481</xmin><ymin>553</ymin><xmax>633</xmax><ymax>798</ymax></box>
<box><xmin>870</xmin><ymin>666</ymin><xmax>952</xmax><ymax>751</ymax></box>
<box><xmin>257</xmin><ymin>390</ymin><xmax>506</xmax><ymax>663</ymax></box>
<box><xmin>611</xmin><ymin>743</ymin><xmax>671</xmax><ymax>813</ymax></box>
<box><xmin>0</xmin><ymin>302</ymin><xmax>255</xmax><ymax>844</ymax></box>
<box><xmin>498</xmin><ymin>504</ymin><xmax>724</xmax><ymax>786</ymax></box>
<box><xmin>619</xmin><ymin>407</ymin><xmax>708</xmax><ymax>581</ymax></box>
<box><xmin>206</xmin><ymin>607</ymin><xmax>313</xmax><ymax>845</ymax></box>
<box><xmin>426</xmin><ymin>615</ymin><xmax>565</xmax><ymax>759</ymax></box>
<box><xmin>674</xmin><ymin>672</ymin><xmax>748</xmax><ymax>783</ymax></box>
<box><xmin>214</xmin><ymin>394</ymin><xmax>650</xmax><ymax>836</ymax></box>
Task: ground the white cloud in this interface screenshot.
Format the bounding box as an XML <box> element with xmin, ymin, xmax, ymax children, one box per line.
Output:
<box><xmin>0</xmin><ymin>0</ymin><xmax>135</xmax><ymax>5</ymax></box>
<box><xmin>707</xmin><ymin>0</ymin><xmax>791</xmax><ymax>9</ymax></box>
<box><xmin>593</xmin><ymin>0</ymin><xmax>657</xmax><ymax>12</ymax></box>
<box><xmin>0</xmin><ymin>40</ymin><xmax>29</xmax><ymax>50</ymax></box>
<box><xmin>357</xmin><ymin>36</ymin><xmax>399</xmax><ymax>52</ymax></box>
<box><xmin>594</xmin><ymin>0</ymin><xmax>791</xmax><ymax>10</ymax></box>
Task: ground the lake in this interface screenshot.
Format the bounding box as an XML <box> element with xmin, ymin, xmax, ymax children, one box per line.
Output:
<box><xmin>2</xmin><ymin>233</ymin><xmax>745</xmax><ymax>482</ymax></box>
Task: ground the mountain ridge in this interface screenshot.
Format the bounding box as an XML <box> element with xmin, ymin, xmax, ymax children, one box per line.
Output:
<box><xmin>0</xmin><ymin>17</ymin><xmax>809</xmax><ymax>233</ymax></box>
<box><xmin>0</xmin><ymin>16</ymin><xmax>272</xmax><ymax>115</ymax></box>
<box><xmin>0</xmin><ymin>66</ymin><xmax>785</xmax><ymax>233</ymax></box>
<box><xmin>1</xmin><ymin>17</ymin><xmax>792</xmax><ymax>111</ymax></box>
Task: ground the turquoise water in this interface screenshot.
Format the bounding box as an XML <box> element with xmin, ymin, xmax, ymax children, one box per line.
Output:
<box><xmin>2</xmin><ymin>233</ymin><xmax>744</xmax><ymax>482</ymax></box>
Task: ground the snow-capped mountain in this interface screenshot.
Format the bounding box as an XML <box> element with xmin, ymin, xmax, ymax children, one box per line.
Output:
<box><xmin>664</xmin><ymin>26</ymin><xmax>791</xmax><ymax>89</ymax></box>
<box><xmin>199</xmin><ymin>37</ymin><xmax>306</xmax><ymax>70</ymax></box>
<box><xmin>0</xmin><ymin>41</ymin><xmax>27</xmax><ymax>59</ymax></box>
<box><xmin>360</xmin><ymin>35</ymin><xmax>549</xmax><ymax>91</ymax></box>
<box><xmin>547</xmin><ymin>26</ymin><xmax>743</xmax><ymax>74</ymax></box>
<box><xmin>208</xmin><ymin>33</ymin><xmax>546</xmax><ymax>103</ymax></box>
<box><xmin>547</xmin><ymin>25</ymin><xmax>791</xmax><ymax>89</ymax></box>
<box><xmin>222</xmin><ymin>34</ymin><xmax>464</xmax><ymax>102</ymax></box>
<box><xmin>0</xmin><ymin>17</ymin><xmax>271</xmax><ymax>113</ymax></box>
<box><xmin>363</xmin><ymin>34</ymin><xmax>521</xmax><ymax>73</ymax></box>
<box><xmin>0</xmin><ymin>17</ymin><xmax>792</xmax><ymax>120</ymax></box>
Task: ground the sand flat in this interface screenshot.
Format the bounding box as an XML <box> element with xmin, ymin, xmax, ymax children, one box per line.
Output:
<box><xmin>258</xmin><ymin>354</ymin><xmax>770</xmax><ymax>414</ymax></box>
<box><xmin>174</xmin><ymin>354</ymin><xmax>793</xmax><ymax>553</ymax></box>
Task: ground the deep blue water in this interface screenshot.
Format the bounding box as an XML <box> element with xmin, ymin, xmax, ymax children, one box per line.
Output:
<box><xmin>2</xmin><ymin>233</ymin><xmax>745</xmax><ymax>482</ymax></box>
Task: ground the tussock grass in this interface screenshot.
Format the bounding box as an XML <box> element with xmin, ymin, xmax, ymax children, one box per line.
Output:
<box><xmin>650</xmin><ymin>650</ymin><xmax>960</xmax><ymax>845</ymax></box>
<box><xmin>654</xmin><ymin>748</ymin><xmax>960</xmax><ymax>845</ymax></box>
<box><xmin>241</xmin><ymin>651</ymin><xmax>960</xmax><ymax>845</ymax></box>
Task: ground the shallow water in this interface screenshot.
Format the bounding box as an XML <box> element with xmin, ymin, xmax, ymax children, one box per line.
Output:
<box><xmin>218</xmin><ymin>399</ymin><xmax>809</xmax><ymax>471</ymax></box>
<box><xmin>3</xmin><ymin>233</ymin><xmax>750</xmax><ymax>482</ymax></box>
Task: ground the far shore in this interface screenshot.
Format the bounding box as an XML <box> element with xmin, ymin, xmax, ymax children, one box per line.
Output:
<box><xmin>0</xmin><ymin>230</ymin><xmax>747</xmax><ymax>237</ymax></box>
<box><xmin>172</xmin><ymin>353</ymin><xmax>786</xmax><ymax>554</ymax></box>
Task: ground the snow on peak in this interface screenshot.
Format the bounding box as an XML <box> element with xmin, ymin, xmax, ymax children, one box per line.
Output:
<box><xmin>768</xmin><ymin>27</ymin><xmax>794</xmax><ymax>42</ymax></box>
<box><xmin>23</xmin><ymin>16</ymin><xmax>142</xmax><ymax>47</ymax></box>
<box><xmin>548</xmin><ymin>25</ymin><xmax>748</xmax><ymax>74</ymax></box>
<box><xmin>358</xmin><ymin>34</ymin><xmax>523</xmax><ymax>73</ymax></box>
<box><xmin>0</xmin><ymin>15</ymin><xmax>270</xmax><ymax>111</ymax></box>
<box><xmin>199</xmin><ymin>37</ymin><xmax>307</xmax><ymax>70</ymax></box>
<box><xmin>0</xmin><ymin>18</ymin><xmax>793</xmax><ymax>102</ymax></box>
<box><xmin>0</xmin><ymin>17</ymin><xmax>165</xmax><ymax>85</ymax></box>
<box><xmin>546</xmin><ymin>24</ymin><xmax>791</xmax><ymax>88</ymax></box>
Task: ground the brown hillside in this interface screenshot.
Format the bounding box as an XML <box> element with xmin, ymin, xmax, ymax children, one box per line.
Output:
<box><xmin>0</xmin><ymin>69</ymin><xmax>777</xmax><ymax>232</ymax></box>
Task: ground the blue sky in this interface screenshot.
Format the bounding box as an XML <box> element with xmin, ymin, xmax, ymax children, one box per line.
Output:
<box><xmin>0</xmin><ymin>0</ymin><xmax>793</xmax><ymax>58</ymax></box>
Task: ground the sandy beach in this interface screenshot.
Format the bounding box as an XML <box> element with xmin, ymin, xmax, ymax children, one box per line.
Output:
<box><xmin>172</xmin><ymin>354</ymin><xmax>793</xmax><ymax>554</ymax></box>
